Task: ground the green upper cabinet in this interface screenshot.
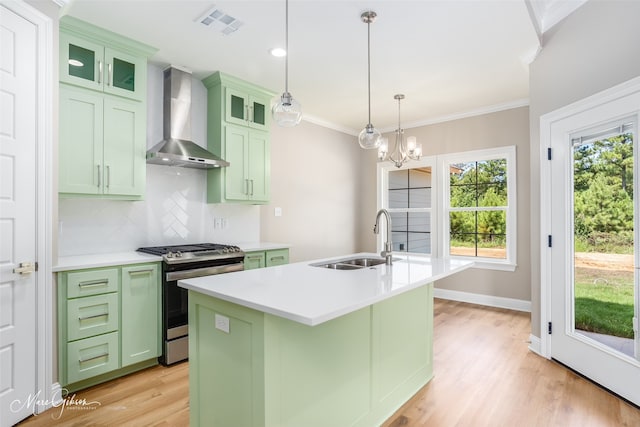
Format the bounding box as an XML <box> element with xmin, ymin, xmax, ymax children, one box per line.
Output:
<box><xmin>59</xmin><ymin>85</ymin><xmax>146</xmax><ymax>198</ymax></box>
<box><xmin>203</xmin><ymin>72</ymin><xmax>275</xmax><ymax>204</ymax></box>
<box><xmin>225</xmin><ymin>87</ymin><xmax>270</xmax><ymax>131</ymax></box>
<box><xmin>58</xmin><ymin>17</ymin><xmax>156</xmax><ymax>200</ymax></box>
<box><xmin>60</xmin><ymin>17</ymin><xmax>154</xmax><ymax>101</ymax></box>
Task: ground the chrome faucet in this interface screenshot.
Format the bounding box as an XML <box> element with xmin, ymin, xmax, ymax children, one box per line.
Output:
<box><xmin>373</xmin><ymin>209</ymin><xmax>393</xmax><ymax>265</ymax></box>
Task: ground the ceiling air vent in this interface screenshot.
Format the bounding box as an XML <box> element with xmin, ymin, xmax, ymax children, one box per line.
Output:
<box><xmin>196</xmin><ymin>5</ymin><xmax>244</xmax><ymax>35</ymax></box>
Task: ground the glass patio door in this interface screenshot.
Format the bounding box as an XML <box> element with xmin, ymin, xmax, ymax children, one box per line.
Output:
<box><xmin>548</xmin><ymin>103</ymin><xmax>640</xmax><ymax>405</ymax></box>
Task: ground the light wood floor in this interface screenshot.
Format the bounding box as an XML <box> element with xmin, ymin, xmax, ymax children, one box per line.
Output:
<box><xmin>18</xmin><ymin>299</ymin><xmax>640</xmax><ymax>426</ymax></box>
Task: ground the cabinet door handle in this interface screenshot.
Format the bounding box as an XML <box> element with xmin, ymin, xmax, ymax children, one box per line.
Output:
<box><xmin>250</xmin><ymin>179</ymin><xmax>254</xmax><ymax>196</ymax></box>
<box><xmin>106</xmin><ymin>165</ymin><xmax>110</xmax><ymax>188</ymax></box>
<box><xmin>245</xmin><ymin>105</ymin><xmax>249</xmax><ymax>122</ymax></box>
<box><xmin>128</xmin><ymin>268</ymin><xmax>154</xmax><ymax>275</ymax></box>
<box><xmin>78</xmin><ymin>279</ymin><xmax>108</xmax><ymax>288</ymax></box>
<box><xmin>107</xmin><ymin>63</ymin><xmax>112</xmax><ymax>87</ymax></box>
<box><xmin>97</xmin><ymin>165</ymin><xmax>101</xmax><ymax>187</ymax></box>
<box><xmin>79</xmin><ymin>352</ymin><xmax>109</xmax><ymax>364</ymax></box>
<box><xmin>98</xmin><ymin>60</ymin><xmax>103</xmax><ymax>85</ymax></box>
<box><xmin>78</xmin><ymin>313</ymin><xmax>108</xmax><ymax>321</ymax></box>
<box><xmin>248</xmin><ymin>105</ymin><xmax>254</xmax><ymax>123</ymax></box>
<box><xmin>245</xmin><ymin>179</ymin><xmax>249</xmax><ymax>195</ymax></box>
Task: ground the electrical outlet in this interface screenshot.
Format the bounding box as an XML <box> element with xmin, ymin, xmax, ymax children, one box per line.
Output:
<box><xmin>274</xmin><ymin>207</ymin><xmax>282</xmax><ymax>217</ymax></box>
<box><xmin>215</xmin><ymin>314</ymin><xmax>230</xmax><ymax>333</ymax></box>
<box><xmin>214</xmin><ymin>218</ymin><xmax>222</xmax><ymax>229</ymax></box>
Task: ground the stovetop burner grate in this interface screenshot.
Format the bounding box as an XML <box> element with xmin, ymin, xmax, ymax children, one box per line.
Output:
<box><xmin>137</xmin><ymin>243</ymin><xmax>244</xmax><ymax>264</ymax></box>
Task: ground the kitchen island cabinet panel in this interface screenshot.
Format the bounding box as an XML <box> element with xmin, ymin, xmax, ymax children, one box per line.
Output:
<box><xmin>188</xmin><ymin>284</ymin><xmax>433</xmax><ymax>427</ymax></box>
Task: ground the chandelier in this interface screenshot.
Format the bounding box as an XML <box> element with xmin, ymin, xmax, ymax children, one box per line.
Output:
<box><xmin>378</xmin><ymin>94</ymin><xmax>422</xmax><ymax>167</ymax></box>
<box><xmin>272</xmin><ymin>0</ymin><xmax>302</xmax><ymax>127</ymax></box>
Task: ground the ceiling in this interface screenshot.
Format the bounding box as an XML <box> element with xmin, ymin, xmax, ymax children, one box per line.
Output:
<box><xmin>61</xmin><ymin>0</ymin><xmax>586</xmax><ymax>135</ymax></box>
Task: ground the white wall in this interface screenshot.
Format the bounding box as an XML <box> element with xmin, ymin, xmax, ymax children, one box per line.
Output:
<box><xmin>58</xmin><ymin>64</ymin><xmax>260</xmax><ymax>256</ymax></box>
<box><xmin>529</xmin><ymin>0</ymin><xmax>640</xmax><ymax>337</ymax></box>
<box><xmin>260</xmin><ymin>120</ymin><xmax>364</xmax><ymax>263</ymax></box>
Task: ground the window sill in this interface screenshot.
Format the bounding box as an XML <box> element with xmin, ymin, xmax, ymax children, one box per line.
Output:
<box><xmin>450</xmin><ymin>257</ymin><xmax>517</xmax><ymax>272</ymax></box>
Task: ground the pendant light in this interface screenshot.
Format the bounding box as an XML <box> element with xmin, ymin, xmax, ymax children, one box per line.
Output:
<box><xmin>358</xmin><ymin>10</ymin><xmax>381</xmax><ymax>149</ymax></box>
<box><xmin>377</xmin><ymin>94</ymin><xmax>422</xmax><ymax>167</ymax></box>
<box><xmin>272</xmin><ymin>0</ymin><xmax>302</xmax><ymax>127</ymax></box>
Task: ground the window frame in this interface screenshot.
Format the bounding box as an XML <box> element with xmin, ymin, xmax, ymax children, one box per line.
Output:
<box><xmin>376</xmin><ymin>146</ymin><xmax>517</xmax><ymax>271</ymax></box>
<box><xmin>439</xmin><ymin>146</ymin><xmax>517</xmax><ymax>271</ymax></box>
<box><xmin>377</xmin><ymin>156</ymin><xmax>438</xmax><ymax>257</ymax></box>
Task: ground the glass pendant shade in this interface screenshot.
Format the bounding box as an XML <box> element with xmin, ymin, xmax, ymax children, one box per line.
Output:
<box><xmin>359</xmin><ymin>123</ymin><xmax>382</xmax><ymax>149</ymax></box>
<box><xmin>273</xmin><ymin>92</ymin><xmax>302</xmax><ymax>127</ymax></box>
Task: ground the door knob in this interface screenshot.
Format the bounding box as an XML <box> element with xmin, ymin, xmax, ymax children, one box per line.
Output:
<box><xmin>13</xmin><ymin>262</ymin><xmax>36</xmax><ymax>275</ymax></box>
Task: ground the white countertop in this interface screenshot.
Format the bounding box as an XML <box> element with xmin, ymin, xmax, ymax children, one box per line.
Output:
<box><xmin>179</xmin><ymin>253</ymin><xmax>474</xmax><ymax>326</ymax></box>
<box><xmin>53</xmin><ymin>252</ymin><xmax>162</xmax><ymax>272</ymax></box>
<box><xmin>53</xmin><ymin>242</ymin><xmax>290</xmax><ymax>272</ymax></box>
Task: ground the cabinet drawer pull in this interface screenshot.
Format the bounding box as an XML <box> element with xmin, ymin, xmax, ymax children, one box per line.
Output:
<box><xmin>247</xmin><ymin>256</ymin><xmax>262</xmax><ymax>261</ymax></box>
<box><xmin>270</xmin><ymin>256</ymin><xmax>285</xmax><ymax>261</ymax></box>
<box><xmin>78</xmin><ymin>313</ymin><xmax>108</xmax><ymax>321</ymax></box>
<box><xmin>78</xmin><ymin>352</ymin><xmax>109</xmax><ymax>364</ymax></box>
<box><xmin>128</xmin><ymin>268</ymin><xmax>154</xmax><ymax>275</ymax></box>
<box><xmin>78</xmin><ymin>279</ymin><xmax>109</xmax><ymax>288</ymax></box>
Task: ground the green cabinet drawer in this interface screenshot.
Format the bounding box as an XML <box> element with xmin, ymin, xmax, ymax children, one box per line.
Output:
<box><xmin>67</xmin><ymin>331</ymin><xmax>119</xmax><ymax>384</ymax></box>
<box><xmin>67</xmin><ymin>293</ymin><xmax>118</xmax><ymax>341</ymax></box>
<box><xmin>244</xmin><ymin>251</ymin><xmax>266</xmax><ymax>270</ymax></box>
<box><xmin>66</xmin><ymin>267</ymin><xmax>119</xmax><ymax>298</ymax></box>
<box><xmin>266</xmin><ymin>249</ymin><xmax>289</xmax><ymax>267</ymax></box>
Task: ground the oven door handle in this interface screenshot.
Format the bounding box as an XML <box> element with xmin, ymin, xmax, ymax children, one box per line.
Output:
<box><xmin>166</xmin><ymin>263</ymin><xmax>244</xmax><ymax>281</ymax></box>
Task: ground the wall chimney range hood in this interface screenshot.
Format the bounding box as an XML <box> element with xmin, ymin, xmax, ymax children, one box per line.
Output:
<box><xmin>147</xmin><ymin>66</ymin><xmax>229</xmax><ymax>169</ymax></box>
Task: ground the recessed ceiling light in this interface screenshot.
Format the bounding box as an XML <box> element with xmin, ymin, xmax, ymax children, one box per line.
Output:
<box><xmin>270</xmin><ymin>48</ymin><xmax>286</xmax><ymax>57</ymax></box>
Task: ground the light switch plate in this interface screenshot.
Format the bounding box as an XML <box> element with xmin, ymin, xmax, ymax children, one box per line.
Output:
<box><xmin>274</xmin><ymin>207</ymin><xmax>282</xmax><ymax>217</ymax></box>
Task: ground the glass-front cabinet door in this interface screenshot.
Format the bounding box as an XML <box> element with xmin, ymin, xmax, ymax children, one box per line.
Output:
<box><xmin>60</xmin><ymin>33</ymin><xmax>144</xmax><ymax>101</ymax></box>
<box><xmin>225</xmin><ymin>88</ymin><xmax>270</xmax><ymax>131</ymax></box>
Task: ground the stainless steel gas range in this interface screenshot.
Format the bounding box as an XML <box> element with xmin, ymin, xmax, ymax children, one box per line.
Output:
<box><xmin>137</xmin><ymin>243</ymin><xmax>244</xmax><ymax>365</ymax></box>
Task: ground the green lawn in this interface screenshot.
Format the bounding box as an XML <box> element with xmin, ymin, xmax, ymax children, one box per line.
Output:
<box><xmin>574</xmin><ymin>267</ymin><xmax>634</xmax><ymax>338</ymax></box>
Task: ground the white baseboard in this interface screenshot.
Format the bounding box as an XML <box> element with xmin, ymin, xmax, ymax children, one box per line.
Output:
<box><xmin>528</xmin><ymin>334</ymin><xmax>543</xmax><ymax>356</ymax></box>
<box><xmin>433</xmin><ymin>287</ymin><xmax>531</xmax><ymax>312</ymax></box>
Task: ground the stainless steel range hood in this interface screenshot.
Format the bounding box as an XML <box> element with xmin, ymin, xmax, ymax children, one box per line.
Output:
<box><xmin>147</xmin><ymin>66</ymin><xmax>229</xmax><ymax>169</ymax></box>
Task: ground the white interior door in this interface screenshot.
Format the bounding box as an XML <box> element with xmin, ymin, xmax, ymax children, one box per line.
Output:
<box><xmin>546</xmin><ymin>86</ymin><xmax>640</xmax><ymax>405</ymax></box>
<box><xmin>0</xmin><ymin>4</ymin><xmax>38</xmax><ymax>425</ymax></box>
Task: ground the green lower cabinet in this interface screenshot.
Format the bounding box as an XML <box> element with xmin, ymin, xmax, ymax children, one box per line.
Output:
<box><xmin>58</xmin><ymin>262</ymin><xmax>160</xmax><ymax>391</ymax></box>
<box><xmin>188</xmin><ymin>284</ymin><xmax>433</xmax><ymax>427</ymax></box>
<box><xmin>121</xmin><ymin>264</ymin><xmax>160</xmax><ymax>367</ymax></box>
<box><xmin>244</xmin><ymin>248</ymin><xmax>288</xmax><ymax>270</ymax></box>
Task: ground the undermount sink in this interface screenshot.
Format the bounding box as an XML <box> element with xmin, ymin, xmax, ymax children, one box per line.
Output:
<box><xmin>311</xmin><ymin>256</ymin><xmax>388</xmax><ymax>270</ymax></box>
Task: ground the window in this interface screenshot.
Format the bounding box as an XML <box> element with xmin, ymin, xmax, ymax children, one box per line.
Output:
<box><xmin>441</xmin><ymin>146</ymin><xmax>516</xmax><ymax>270</ymax></box>
<box><xmin>388</xmin><ymin>167</ymin><xmax>433</xmax><ymax>253</ymax></box>
<box><xmin>377</xmin><ymin>146</ymin><xmax>516</xmax><ymax>271</ymax></box>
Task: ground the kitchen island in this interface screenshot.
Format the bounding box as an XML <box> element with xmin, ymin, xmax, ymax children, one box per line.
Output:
<box><xmin>179</xmin><ymin>253</ymin><xmax>473</xmax><ymax>427</ymax></box>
